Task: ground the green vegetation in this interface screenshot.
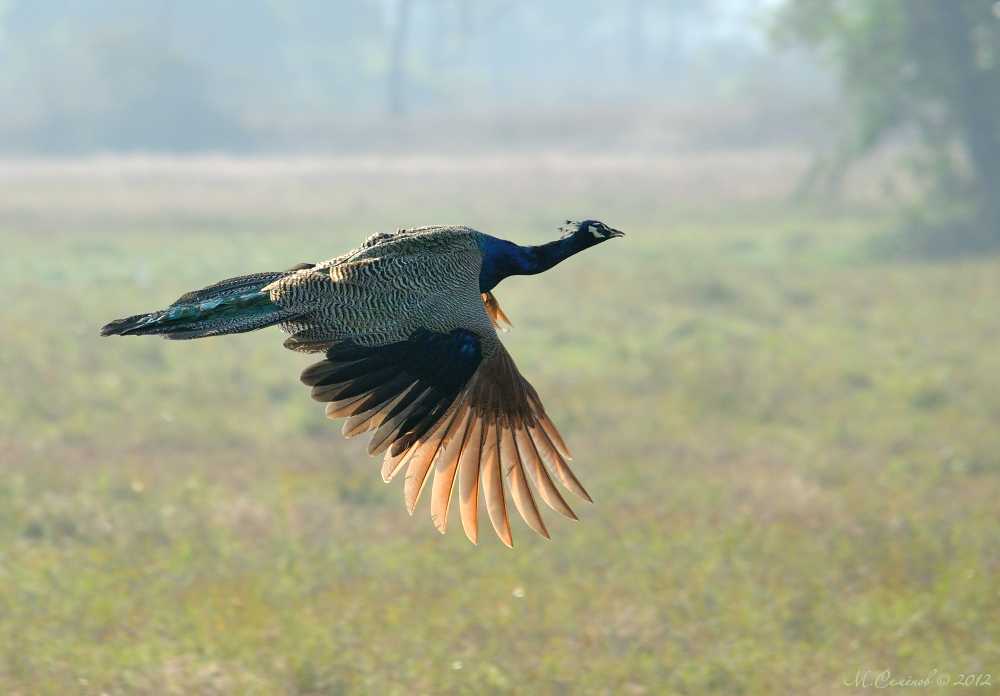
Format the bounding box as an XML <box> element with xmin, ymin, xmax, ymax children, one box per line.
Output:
<box><xmin>774</xmin><ymin>0</ymin><xmax>1000</xmax><ymax>250</ymax></box>
<box><xmin>0</xmin><ymin>159</ymin><xmax>997</xmax><ymax>694</ymax></box>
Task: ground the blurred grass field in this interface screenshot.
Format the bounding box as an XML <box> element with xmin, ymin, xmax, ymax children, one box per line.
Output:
<box><xmin>0</xmin><ymin>153</ymin><xmax>997</xmax><ymax>695</ymax></box>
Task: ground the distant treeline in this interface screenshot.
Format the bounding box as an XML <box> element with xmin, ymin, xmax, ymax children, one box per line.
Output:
<box><xmin>0</xmin><ymin>0</ymin><xmax>819</xmax><ymax>153</ymax></box>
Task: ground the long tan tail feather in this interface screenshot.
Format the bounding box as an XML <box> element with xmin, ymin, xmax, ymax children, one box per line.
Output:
<box><xmin>458</xmin><ymin>417</ymin><xmax>485</xmax><ymax>544</ymax></box>
<box><xmin>381</xmin><ymin>412</ymin><xmax>439</xmax><ymax>483</ymax></box>
<box><xmin>341</xmin><ymin>409</ymin><xmax>380</xmax><ymax>437</ymax></box>
<box><xmin>311</xmin><ymin>382</ymin><xmax>352</xmax><ymax>402</ymax></box>
<box><xmin>300</xmin><ymin>359</ymin><xmax>353</xmax><ymax>385</ymax></box>
<box><xmin>402</xmin><ymin>457</ymin><xmax>434</xmax><ymax>515</ymax></box>
<box><xmin>533</xmin><ymin>420</ymin><xmax>593</xmax><ymax>503</ymax></box>
<box><xmin>529</xmin><ymin>420</ymin><xmax>591</xmax><ymax>503</ymax></box>
<box><xmin>324</xmin><ymin>392</ymin><xmax>372</xmax><ymax>419</ymax></box>
<box><xmin>429</xmin><ymin>403</ymin><xmax>475</xmax><ymax>533</ymax></box>
<box><xmin>532</xmin><ymin>404</ymin><xmax>573</xmax><ymax>460</ymax></box>
<box><xmin>502</xmin><ymin>426</ymin><xmax>550</xmax><ymax>538</ymax></box>
<box><xmin>402</xmin><ymin>432</ymin><xmax>447</xmax><ymax>514</ymax></box>
<box><xmin>384</xmin><ymin>395</ymin><xmax>456</xmax><ymax>481</ymax></box>
<box><xmin>367</xmin><ymin>385</ymin><xmax>435</xmax><ymax>455</ymax></box>
<box><xmin>482</xmin><ymin>418</ymin><xmax>513</xmax><ymax>548</ymax></box>
<box><xmin>514</xmin><ymin>426</ymin><xmax>578</xmax><ymax>520</ymax></box>
<box><xmin>341</xmin><ymin>388</ymin><xmax>411</xmax><ymax>437</ymax></box>
<box><xmin>379</xmin><ymin>396</ymin><xmax>460</xmax><ymax>482</ymax></box>
<box><xmin>309</xmin><ymin>373</ymin><xmax>380</xmax><ymax>403</ymax></box>
<box><xmin>382</xmin><ymin>441</ymin><xmax>417</xmax><ymax>483</ymax></box>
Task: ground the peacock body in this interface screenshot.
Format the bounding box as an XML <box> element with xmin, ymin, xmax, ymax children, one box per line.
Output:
<box><xmin>102</xmin><ymin>220</ymin><xmax>624</xmax><ymax>546</ymax></box>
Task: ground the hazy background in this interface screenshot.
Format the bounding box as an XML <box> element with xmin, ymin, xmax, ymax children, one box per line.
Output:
<box><xmin>0</xmin><ymin>0</ymin><xmax>830</xmax><ymax>154</ymax></box>
<box><xmin>1</xmin><ymin>1</ymin><xmax>998</xmax><ymax>694</ymax></box>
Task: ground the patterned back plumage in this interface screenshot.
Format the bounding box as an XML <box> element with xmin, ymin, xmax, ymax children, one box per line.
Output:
<box><xmin>269</xmin><ymin>225</ymin><xmax>498</xmax><ymax>353</ymax></box>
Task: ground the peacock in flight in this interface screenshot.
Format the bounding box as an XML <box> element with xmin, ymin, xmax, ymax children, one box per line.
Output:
<box><xmin>102</xmin><ymin>220</ymin><xmax>625</xmax><ymax>546</ymax></box>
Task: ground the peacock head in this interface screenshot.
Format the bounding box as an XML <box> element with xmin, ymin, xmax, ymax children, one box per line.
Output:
<box><xmin>559</xmin><ymin>220</ymin><xmax>625</xmax><ymax>247</ymax></box>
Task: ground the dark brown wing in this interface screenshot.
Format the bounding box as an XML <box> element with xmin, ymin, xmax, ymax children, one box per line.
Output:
<box><xmin>300</xmin><ymin>329</ymin><xmax>591</xmax><ymax>547</ymax></box>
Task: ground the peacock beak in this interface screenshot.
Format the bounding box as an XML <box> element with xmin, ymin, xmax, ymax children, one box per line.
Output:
<box><xmin>608</xmin><ymin>228</ymin><xmax>625</xmax><ymax>238</ymax></box>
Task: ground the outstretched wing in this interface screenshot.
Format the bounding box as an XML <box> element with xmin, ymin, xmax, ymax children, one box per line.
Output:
<box><xmin>299</xmin><ymin>329</ymin><xmax>591</xmax><ymax>547</ymax></box>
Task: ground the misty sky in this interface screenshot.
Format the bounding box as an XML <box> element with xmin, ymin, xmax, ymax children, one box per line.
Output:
<box><xmin>0</xmin><ymin>0</ymin><xmax>821</xmax><ymax>153</ymax></box>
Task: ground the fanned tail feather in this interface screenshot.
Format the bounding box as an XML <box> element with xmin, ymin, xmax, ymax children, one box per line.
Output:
<box><xmin>301</xmin><ymin>329</ymin><xmax>591</xmax><ymax>547</ymax></box>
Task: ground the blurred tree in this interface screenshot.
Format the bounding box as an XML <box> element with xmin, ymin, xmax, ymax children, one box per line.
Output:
<box><xmin>774</xmin><ymin>0</ymin><xmax>1000</xmax><ymax>249</ymax></box>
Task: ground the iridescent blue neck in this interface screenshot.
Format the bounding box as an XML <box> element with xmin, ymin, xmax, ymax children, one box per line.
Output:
<box><xmin>477</xmin><ymin>233</ymin><xmax>593</xmax><ymax>293</ymax></box>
